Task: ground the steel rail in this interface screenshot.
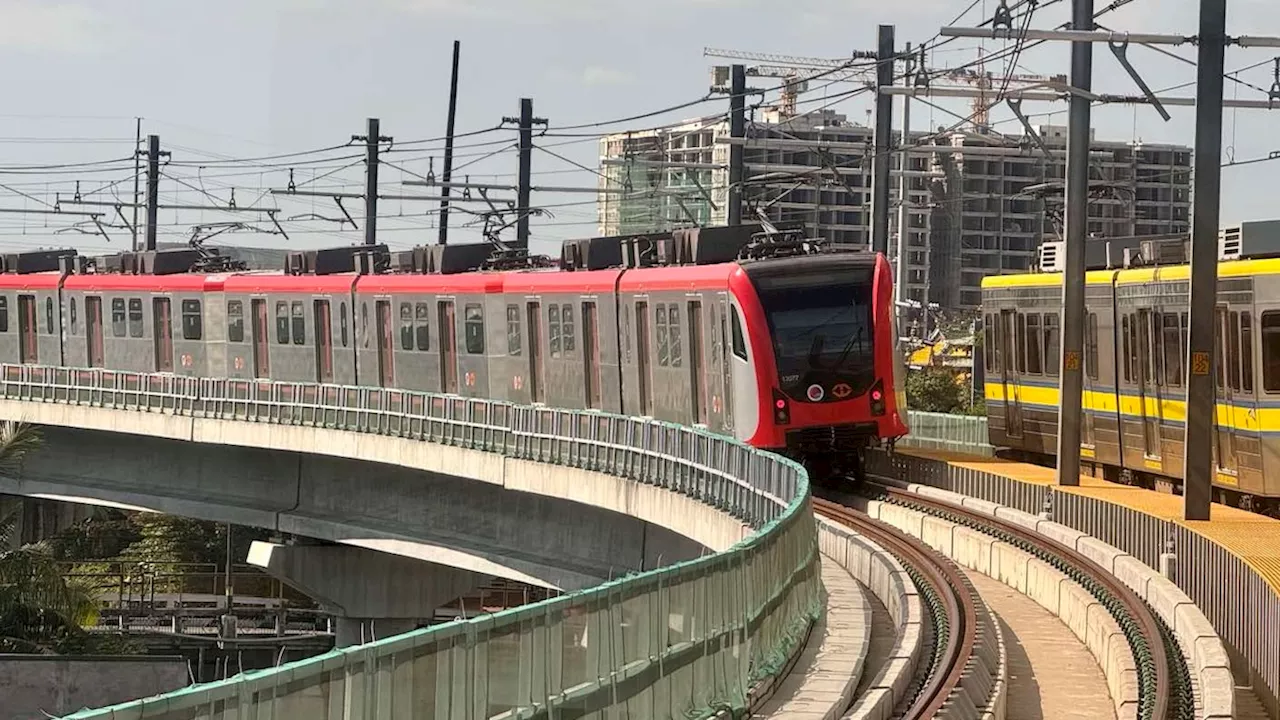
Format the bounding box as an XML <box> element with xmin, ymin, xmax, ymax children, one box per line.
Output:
<box><xmin>813</xmin><ymin>497</ymin><xmax>977</xmax><ymax>718</ymax></box>
<box><xmin>865</xmin><ymin>482</ymin><xmax>1176</xmax><ymax>720</ymax></box>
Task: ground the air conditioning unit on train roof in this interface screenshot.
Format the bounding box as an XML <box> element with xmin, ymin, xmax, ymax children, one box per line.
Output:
<box><xmin>1038</xmin><ymin>241</ymin><xmax>1065</xmax><ymax>272</ymax></box>
<box><xmin>1</xmin><ymin>248</ymin><xmax>77</xmax><ymax>275</ymax></box>
<box><xmin>1219</xmin><ymin>219</ymin><xmax>1280</xmax><ymax>260</ymax></box>
<box><xmin>1138</xmin><ymin>237</ymin><xmax>1189</xmax><ymax>266</ymax></box>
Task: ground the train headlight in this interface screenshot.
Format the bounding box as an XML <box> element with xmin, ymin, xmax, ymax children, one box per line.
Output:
<box><xmin>870</xmin><ymin>380</ymin><xmax>886</xmax><ymax>416</ymax></box>
<box><xmin>772</xmin><ymin>389</ymin><xmax>790</xmax><ymax>425</ymax></box>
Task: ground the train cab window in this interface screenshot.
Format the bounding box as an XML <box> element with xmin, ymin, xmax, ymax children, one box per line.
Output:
<box><xmin>291</xmin><ymin>301</ymin><xmax>305</xmax><ymax>345</ymax></box>
<box><xmin>549</xmin><ymin>304</ymin><xmax>562</xmax><ymax>358</ymax></box>
<box><xmin>1044</xmin><ymin>314</ymin><xmax>1060</xmax><ymax>377</ymax></box>
<box><xmin>655</xmin><ymin>306</ymin><xmax>669</xmax><ymax>367</ymax></box>
<box><xmin>668</xmin><ymin>304</ymin><xmax>682</xmax><ymax>367</ymax></box>
<box><xmin>0</xmin><ymin>297</ymin><xmax>8</xmax><ymax>333</ymax></box>
<box><xmin>69</xmin><ymin>298</ymin><xmax>78</xmax><ymax>336</ymax></box>
<box><xmin>227</xmin><ymin>301</ymin><xmax>244</xmax><ymax>343</ymax></box>
<box><xmin>1263</xmin><ymin>312</ymin><xmax>1280</xmax><ymax>392</ymax></box>
<box><xmin>399</xmin><ymin>302</ymin><xmax>414</xmax><ymax>351</ymax></box>
<box><xmin>1243</xmin><ymin>313</ymin><xmax>1255</xmax><ymax>393</ymax></box>
<box><xmin>415</xmin><ymin>302</ymin><xmax>430</xmax><ymax>351</ymax></box>
<box><xmin>111</xmin><ymin>299</ymin><xmax>126</xmax><ymax>338</ymax></box>
<box><xmin>506</xmin><ymin>304</ymin><xmax>521</xmax><ymax>356</ymax></box>
<box><xmin>127</xmin><ymin>298</ymin><xmax>144</xmax><ymax>338</ymax></box>
<box><xmin>464</xmin><ymin>304</ymin><xmax>484</xmax><ymax>354</ymax></box>
<box><xmin>44</xmin><ymin>297</ymin><xmax>53</xmax><ymax>335</ymax></box>
<box><xmin>275</xmin><ymin>302</ymin><xmax>288</xmax><ymax>344</ymax></box>
<box><xmin>560</xmin><ymin>304</ymin><xmax>575</xmax><ymax>355</ymax></box>
<box><xmin>182</xmin><ymin>300</ymin><xmax>202</xmax><ymax>341</ymax></box>
<box><xmin>339</xmin><ymin>302</ymin><xmax>349</xmax><ymax>348</ymax></box>
<box><xmin>1025</xmin><ymin>314</ymin><xmax>1043</xmax><ymax>374</ymax></box>
<box><xmin>730</xmin><ymin>307</ymin><xmax>747</xmax><ymax>360</ymax></box>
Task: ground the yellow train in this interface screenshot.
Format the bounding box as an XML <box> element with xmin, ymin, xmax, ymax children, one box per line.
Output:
<box><xmin>980</xmin><ymin>223</ymin><xmax>1280</xmax><ymax>513</ymax></box>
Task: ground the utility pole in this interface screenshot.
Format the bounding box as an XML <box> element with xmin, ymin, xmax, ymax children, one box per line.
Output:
<box><xmin>132</xmin><ymin>118</ymin><xmax>141</xmax><ymax>251</ymax></box>
<box><xmin>502</xmin><ymin>99</ymin><xmax>546</xmax><ymax>252</ymax></box>
<box><xmin>1055</xmin><ymin>0</ymin><xmax>1095</xmax><ymax>489</ymax></box>
<box><xmin>1183</xmin><ymin>0</ymin><xmax>1228</xmax><ymax>522</ymax></box>
<box><xmin>354</xmin><ymin>118</ymin><xmax>392</xmax><ymax>247</ymax></box>
<box><xmin>144</xmin><ymin>134</ymin><xmax>162</xmax><ymax>252</ymax></box>
<box><xmin>728</xmin><ymin>63</ymin><xmax>746</xmax><ymax>226</ymax></box>
<box><xmin>438</xmin><ymin>40</ymin><xmax>461</xmax><ymax>246</ymax></box>
<box><xmin>871</xmin><ymin>25</ymin><xmax>896</xmax><ymax>255</ymax></box>
<box><xmin>896</xmin><ymin>42</ymin><xmax>913</xmax><ymax>336</ymax></box>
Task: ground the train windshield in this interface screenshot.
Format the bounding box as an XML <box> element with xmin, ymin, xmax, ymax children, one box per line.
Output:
<box><xmin>754</xmin><ymin>267</ymin><xmax>876</xmax><ymax>398</ymax></box>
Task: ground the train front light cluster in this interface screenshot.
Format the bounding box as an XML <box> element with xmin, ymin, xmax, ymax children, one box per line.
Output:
<box><xmin>870</xmin><ymin>380</ymin><xmax>886</xmax><ymax>416</ymax></box>
<box><xmin>772</xmin><ymin>389</ymin><xmax>790</xmax><ymax>425</ymax></box>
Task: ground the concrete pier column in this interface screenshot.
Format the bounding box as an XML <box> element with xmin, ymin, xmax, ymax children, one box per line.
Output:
<box><xmin>248</xmin><ymin>541</ymin><xmax>489</xmax><ymax>647</ymax></box>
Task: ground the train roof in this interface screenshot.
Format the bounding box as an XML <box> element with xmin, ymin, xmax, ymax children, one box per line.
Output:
<box><xmin>617</xmin><ymin>262</ymin><xmax>738</xmax><ymax>292</ymax></box>
<box><xmin>502</xmin><ymin>268</ymin><xmax>621</xmax><ymax>294</ymax></box>
<box><xmin>64</xmin><ymin>272</ymin><xmax>225</xmax><ymax>292</ymax></box>
<box><xmin>983</xmin><ymin>255</ymin><xmax>1280</xmax><ymax>291</ymax></box>
<box><xmin>357</xmin><ymin>272</ymin><xmax>506</xmax><ymax>294</ymax></box>
<box><xmin>221</xmin><ymin>272</ymin><xmax>359</xmax><ymax>294</ymax></box>
<box><xmin>0</xmin><ymin>272</ymin><xmax>63</xmax><ymax>290</ymax></box>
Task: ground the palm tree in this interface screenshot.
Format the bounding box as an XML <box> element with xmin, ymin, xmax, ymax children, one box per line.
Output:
<box><xmin>0</xmin><ymin>422</ymin><xmax>102</xmax><ymax>653</ymax></box>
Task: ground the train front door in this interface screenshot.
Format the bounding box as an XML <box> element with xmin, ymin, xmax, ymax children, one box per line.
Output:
<box><xmin>438</xmin><ymin>300</ymin><xmax>457</xmax><ymax>394</ymax></box>
<box><xmin>375</xmin><ymin>300</ymin><xmax>394</xmax><ymax>387</ymax></box>
<box><xmin>999</xmin><ymin>309</ymin><xmax>1022</xmax><ymax>438</ymax></box>
<box><xmin>251</xmin><ymin>298</ymin><xmax>269</xmax><ymax>378</ymax></box>
<box><xmin>153</xmin><ymin>298</ymin><xmax>173</xmax><ymax>372</ymax></box>
<box><xmin>85</xmin><ymin>296</ymin><xmax>104</xmax><ymax>368</ymax></box>
<box><xmin>525</xmin><ymin>302</ymin><xmax>543</xmax><ymax>403</ymax></box>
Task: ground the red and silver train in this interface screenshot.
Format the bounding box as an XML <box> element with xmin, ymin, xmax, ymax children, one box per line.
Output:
<box><xmin>0</xmin><ymin>224</ymin><xmax>907</xmax><ymax>476</ymax></box>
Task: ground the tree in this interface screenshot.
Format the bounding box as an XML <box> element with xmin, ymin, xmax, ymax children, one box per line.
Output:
<box><xmin>906</xmin><ymin>367</ymin><xmax>966</xmax><ymax>413</ymax></box>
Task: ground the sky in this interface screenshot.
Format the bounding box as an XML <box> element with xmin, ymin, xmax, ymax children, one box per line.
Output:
<box><xmin>0</xmin><ymin>0</ymin><xmax>1278</xmax><ymax>258</ymax></box>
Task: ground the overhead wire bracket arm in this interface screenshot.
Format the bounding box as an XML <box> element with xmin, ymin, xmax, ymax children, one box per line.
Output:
<box><xmin>1006</xmin><ymin>99</ymin><xmax>1054</xmax><ymax>160</ymax></box>
<box><xmin>333</xmin><ymin>197</ymin><xmax>358</xmax><ymax>229</ymax></box>
<box><xmin>266</xmin><ymin>210</ymin><xmax>289</xmax><ymax>241</ymax></box>
<box><xmin>1108</xmin><ymin>37</ymin><xmax>1171</xmax><ymax>121</ymax></box>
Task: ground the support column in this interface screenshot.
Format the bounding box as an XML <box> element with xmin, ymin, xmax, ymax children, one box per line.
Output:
<box><xmin>248</xmin><ymin>541</ymin><xmax>489</xmax><ymax>647</ymax></box>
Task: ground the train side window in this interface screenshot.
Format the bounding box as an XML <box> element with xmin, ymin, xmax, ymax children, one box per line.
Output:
<box><xmin>656</xmin><ymin>305</ymin><xmax>669</xmax><ymax>367</ymax></box>
<box><xmin>1044</xmin><ymin>313</ymin><xmax>1060</xmax><ymax>377</ymax></box>
<box><xmin>1243</xmin><ymin>313</ymin><xmax>1254</xmax><ymax>393</ymax></box>
<box><xmin>730</xmin><ymin>307</ymin><xmax>747</xmax><ymax>360</ymax></box>
<box><xmin>464</xmin><ymin>304</ymin><xmax>485</xmax><ymax>354</ymax></box>
<box><xmin>274</xmin><ymin>302</ymin><xmax>289</xmax><ymax>344</ymax></box>
<box><xmin>506</xmin><ymin>304</ymin><xmax>521</xmax><ymax>356</ymax></box>
<box><xmin>1229</xmin><ymin>311</ymin><xmax>1242</xmax><ymax>392</ymax></box>
<box><xmin>668</xmin><ymin>304</ymin><xmax>682</xmax><ymax>367</ymax></box>
<box><xmin>44</xmin><ymin>297</ymin><xmax>53</xmax><ymax>335</ymax></box>
<box><xmin>549</xmin><ymin>304</ymin><xmax>562</xmax><ymax>358</ymax></box>
<box><xmin>982</xmin><ymin>314</ymin><xmax>993</xmax><ymax>373</ymax></box>
<box><xmin>1263</xmin><ymin>312</ymin><xmax>1280</xmax><ymax>392</ymax></box>
<box><xmin>127</xmin><ymin>298</ymin><xmax>144</xmax><ymax>338</ymax></box>
<box><xmin>399</xmin><ymin>302</ymin><xmax>414</xmax><ymax>351</ymax></box>
<box><xmin>70</xmin><ymin>298</ymin><xmax>79</xmax><ymax>336</ymax></box>
<box><xmin>560</xmin><ymin>304</ymin><xmax>576</xmax><ymax>354</ymax></box>
<box><xmin>227</xmin><ymin>301</ymin><xmax>244</xmax><ymax>343</ymax></box>
<box><xmin>1025</xmin><ymin>314</ymin><xmax>1043</xmax><ymax>374</ymax></box>
<box><xmin>182</xmin><ymin>299</ymin><xmax>202</xmax><ymax>341</ymax></box>
<box><xmin>622</xmin><ymin>303</ymin><xmax>632</xmax><ymax>364</ymax></box>
<box><xmin>339</xmin><ymin>302</ymin><xmax>349</xmax><ymax>348</ymax></box>
<box><xmin>291</xmin><ymin>301</ymin><xmax>305</xmax><ymax>345</ymax></box>
<box><xmin>415</xmin><ymin>302</ymin><xmax>430</xmax><ymax>351</ymax></box>
<box><xmin>1162</xmin><ymin>313</ymin><xmax>1181</xmax><ymax>386</ymax></box>
<box><xmin>1085</xmin><ymin>313</ymin><xmax>1098</xmax><ymax>380</ymax></box>
<box><xmin>361</xmin><ymin>302</ymin><xmax>370</xmax><ymax>349</ymax></box>
<box><xmin>1121</xmin><ymin>315</ymin><xmax>1131</xmax><ymax>382</ymax></box>
<box><xmin>0</xmin><ymin>297</ymin><xmax>8</xmax><ymax>333</ymax></box>
<box><xmin>1015</xmin><ymin>313</ymin><xmax>1027</xmax><ymax>373</ymax></box>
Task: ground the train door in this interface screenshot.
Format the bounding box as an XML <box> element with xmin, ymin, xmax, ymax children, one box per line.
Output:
<box><xmin>582</xmin><ymin>301</ymin><xmax>601</xmax><ymax>409</ymax></box>
<box><xmin>1214</xmin><ymin>306</ymin><xmax>1244</xmax><ymax>477</ymax></box>
<box><xmin>525</xmin><ymin>302</ymin><xmax>543</xmax><ymax>403</ymax></box>
<box><xmin>718</xmin><ymin>295</ymin><xmax>734</xmax><ymax>432</ymax></box>
<box><xmin>1081</xmin><ymin>312</ymin><xmax>1097</xmax><ymax>449</ymax></box>
<box><xmin>636</xmin><ymin>300</ymin><xmax>652</xmax><ymax>417</ymax></box>
<box><xmin>1135</xmin><ymin>309</ymin><xmax>1161</xmax><ymax>459</ymax></box>
<box><xmin>17</xmin><ymin>295</ymin><xmax>35</xmax><ymax>364</ymax></box>
<box><xmin>314</xmin><ymin>300</ymin><xmax>333</xmax><ymax>383</ymax></box>
<box><xmin>153</xmin><ymin>298</ymin><xmax>173</xmax><ymax>372</ymax></box>
<box><xmin>85</xmin><ymin>296</ymin><xmax>104</xmax><ymax>368</ymax></box>
<box><xmin>251</xmin><ymin>298</ymin><xmax>269</xmax><ymax>378</ymax></box>
<box><xmin>688</xmin><ymin>299</ymin><xmax>707</xmax><ymax>425</ymax></box>
<box><xmin>375</xmin><ymin>300</ymin><xmax>394</xmax><ymax>387</ymax></box>
<box><xmin>438</xmin><ymin>300</ymin><xmax>458</xmax><ymax>394</ymax></box>
<box><xmin>999</xmin><ymin>309</ymin><xmax>1022</xmax><ymax>438</ymax></box>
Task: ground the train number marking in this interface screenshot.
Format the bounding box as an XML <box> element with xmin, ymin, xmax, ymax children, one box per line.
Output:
<box><xmin>1191</xmin><ymin>351</ymin><xmax>1211</xmax><ymax>375</ymax></box>
<box><xmin>1064</xmin><ymin>351</ymin><xmax>1080</xmax><ymax>371</ymax></box>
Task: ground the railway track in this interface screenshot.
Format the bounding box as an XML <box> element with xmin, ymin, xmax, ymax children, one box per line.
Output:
<box><xmin>813</xmin><ymin>498</ymin><xmax>1002</xmax><ymax>719</ymax></box>
<box><xmin>851</xmin><ymin>479</ymin><xmax>1193</xmax><ymax>720</ymax></box>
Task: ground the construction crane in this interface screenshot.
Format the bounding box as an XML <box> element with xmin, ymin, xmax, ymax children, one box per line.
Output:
<box><xmin>704</xmin><ymin>46</ymin><xmax>1065</xmax><ymax>131</ymax></box>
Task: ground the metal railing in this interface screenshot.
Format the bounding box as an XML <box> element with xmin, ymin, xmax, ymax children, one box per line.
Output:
<box><xmin>868</xmin><ymin>449</ymin><xmax>1280</xmax><ymax>713</ymax></box>
<box><xmin>899</xmin><ymin>410</ymin><xmax>995</xmax><ymax>456</ymax></box>
<box><xmin>0</xmin><ymin>364</ymin><xmax>823</xmax><ymax>720</ymax></box>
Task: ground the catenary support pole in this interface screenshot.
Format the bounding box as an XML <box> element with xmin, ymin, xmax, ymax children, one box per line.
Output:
<box><xmin>871</xmin><ymin>25</ymin><xmax>895</xmax><ymax>255</ymax></box>
<box><xmin>1183</xmin><ymin>0</ymin><xmax>1228</xmax><ymax>522</ymax></box>
<box><xmin>515</xmin><ymin>98</ymin><xmax>535</xmax><ymax>250</ymax></box>
<box><xmin>1055</xmin><ymin>0</ymin><xmax>1094</xmax><ymax>487</ymax></box>
<box><xmin>144</xmin><ymin>134</ymin><xmax>160</xmax><ymax>252</ymax></box>
<box><xmin>438</xmin><ymin>40</ymin><xmax>461</xmax><ymax>246</ymax></box>
<box><xmin>728</xmin><ymin>64</ymin><xmax>746</xmax><ymax>226</ymax></box>
<box><xmin>132</xmin><ymin>118</ymin><xmax>142</xmax><ymax>251</ymax></box>
<box><xmin>896</xmin><ymin>42</ymin><xmax>913</xmax><ymax>337</ymax></box>
<box><xmin>363</xmin><ymin>118</ymin><xmax>381</xmax><ymax>246</ymax></box>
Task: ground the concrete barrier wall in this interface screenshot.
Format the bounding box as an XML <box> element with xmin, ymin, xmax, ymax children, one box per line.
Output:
<box><xmin>0</xmin><ymin>655</ymin><xmax>189</xmax><ymax>720</ymax></box>
<box><xmin>897</xmin><ymin>481</ymin><xmax>1236</xmax><ymax>720</ymax></box>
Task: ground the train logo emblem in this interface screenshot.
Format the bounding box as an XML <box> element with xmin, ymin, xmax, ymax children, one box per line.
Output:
<box><xmin>806</xmin><ymin>384</ymin><xmax>824</xmax><ymax>402</ymax></box>
<box><xmin>233</xmin><ymin>357</ymin><xmax>245</xmax><ymax>370</ymax></box>
<box><xmin>513</xmin><ymin>375</ymin><xmax>523</xmax><ymax>390</ymax></box>
<box><xmin>832</xmin><ymin>383</ymin><xmax>852</xmax><ymax>399</ymax></box>
<box><xmin>465</xmin><ymin>371</ymin><xmax>476</xmax><ymax>387</ymax></box>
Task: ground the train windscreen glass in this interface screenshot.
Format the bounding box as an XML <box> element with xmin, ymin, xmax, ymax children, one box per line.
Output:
<box><xmin>754</xmin><ymin>267</ymin><xmax>876</xmax><ymax>399</ymax></box>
